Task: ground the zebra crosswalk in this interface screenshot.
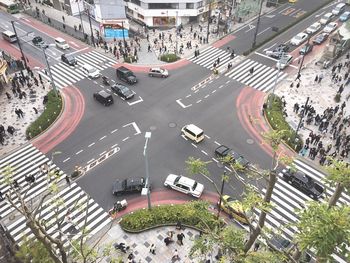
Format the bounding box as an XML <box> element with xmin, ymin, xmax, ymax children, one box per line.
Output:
<box><xmin>253</xmin><ymin>159</ymin><xmax>348</xmax><ymax>263</ymax></box>
<box><xmin>0</xmin><ymin>144</ymin><xmax>111</xmax><ymax>248</ymax></box>
<box><xmin>225</xmin><ymin>58</ymin><xmax>288</xmax><ymax>92</ymax></box>
<box><xmin>40</xmin><ymin>51</ymin><xmax>116</xmax><ymax>89</ymax></box>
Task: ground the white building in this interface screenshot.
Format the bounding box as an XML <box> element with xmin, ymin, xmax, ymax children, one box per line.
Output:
<box><xmin>124</xmin><ymin>0</ymin><xmax>216</xmax><ymax>27</ymax></box>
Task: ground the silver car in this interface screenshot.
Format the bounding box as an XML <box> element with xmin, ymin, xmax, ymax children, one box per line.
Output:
<box><xmin>148</xmin><ymin>68</ymin><xmax>169</xmax><ymax>78</ymax></box>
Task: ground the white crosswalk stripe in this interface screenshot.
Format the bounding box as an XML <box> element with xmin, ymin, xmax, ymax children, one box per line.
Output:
<box><xmin>0</xmin><ymin>144</ymin><xmax>111</xmax><ymax>248</ymax></box>
<box><xmin>253</xmin><ymin>159</ymin><xmax>347</xmax><ymax>262</ymax></box>
<box><xmin>225</xmin><ymin>59</ymin><xmax>288</xmax><ymax>92</ymax></box>
<box><xmin>39</xmin><ymin>51</ymin><xmax>117</xmax><ymax>89</ymax></box>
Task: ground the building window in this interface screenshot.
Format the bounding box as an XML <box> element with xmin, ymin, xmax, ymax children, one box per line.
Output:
<box><xmin>197</xmin><ymin>1</ymin><xmax>202</xmax><ymax>8</ymax></box>
<box><xmin>148</xmin><ymin>3</ymin><xmax>179</xmax><ymax>9</ymax></box>
<box><xmin>131</xmin><ymin>0</ymin><xmax>141</xmax><ymax>6</ymax></box>
<box><xmin>138</xmin><ymin>13</ymin><xmax>144</xmax><ymax>19</ymax></box>
<box><xmin>186</xmin><ymin>3</ymin><xmax>194</xmax><ymax>9</ymax></box>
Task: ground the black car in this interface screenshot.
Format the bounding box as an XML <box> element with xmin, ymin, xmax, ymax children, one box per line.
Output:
<box><xmin>299</xmin><ymin>43</ymin><xmax>313</xmax><ymax>55</ymax></box>
<box><xmin>112</xmin><ymin>177</ymin><xmax>146</xmax><ymax>195</ymax></box>
<box><xmin>116</xmin><ymin>66</ymin><xmax>137</xmax><ymax>84</ymax></box>
<box><xmin>280</xmin><ymin>167</ymin><xmax>324</xmax><ymax>200</ymax></box>
<box><xmin>266</xmin><ymin>44</ymin><xmax>289</xmax><ymax>59</ymax></box>
<box><xmin>61</xmin><ymin>54</ymin><xmax>77</xmax><ymax>66</ymax></box>
<box><xmin>111</xmin><ymin>83</ymin><xmax>134</xmax><ymax>100</ymax></box>
<box><xmin>93</xmin><ymin>90</ymin><xmax>114</xmax><ymax>106</ymax></box>
<box><xmin>214</xmin><ymin>145</ymin><xmax>250</xmax><ymax>168</ymax></box>
<box><xmin>312</xmin><ymin>33</ymin><xmax>328</xmax><ymax>45</ymax></box>
<box><xmin>267</xmin><ymin>235</ymin><xmax>292</xmax><ymax>252</ymax></box>
<box><xmin>32</xmin><ymin>36</ymin><xmax>48</xmax><ymax>47</ymax></box>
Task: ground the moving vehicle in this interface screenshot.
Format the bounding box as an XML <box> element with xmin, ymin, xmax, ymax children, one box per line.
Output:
<box><xmin>32</xmin><ymin>36</ymin><xmax>48</xmax><ymax>47</ymax></box>
<box><xmin>148</xmin><ymin>67</ymin><xmax>169</xmax><ymax>78</ymax></box>
<box><xmin>164</xmin><ymin>174</ymin><xmax>204</xmax><ymax>198</ymax></box>
<box><xmin>299</xmin><ymin>43</ymin><xmax>313</xmax><ymax>55</ymax></box>
<box><xmin>290</xmin><ymin>32</ymin><xmax>308</xmax><ymax>46</ymax></box>
<box><xmin>267</xmin><ymin>235</ymin><xmax>293</xmax><ymax>252</ymax></box>
<box><xmin>82</xmin><ymin>64</ymin><xmax>100</xmax><ymax>78</ymax></box>
<box><xmin>323</xmin><ymin>22</ymin><xmax>338</xmax><ymax>33</ymax></box>
<box><xmin>61</xmin><ymin>54</ymin><xmax>77</xmax><ymax>66</ymax></box>
<box><xmin>218</xmin><ymin>195</ymin><xmax>252</xmax><ymax>224</ymax></box>
<box><xmin>280</xmin><ymin>166</ymin><xmax>324</xmax><ymax>200</ymax></box>
<box><xmin>181</xmin><ymin>124</ymin><xmax>204</xmax><ymax>143</ymax></box>
<box><xmin>0</xmin><ymin>0</ymin><xmax>19</xmax><ymax>14</ymax></box>
<box><xmin>108</xmin><ymin>199</ymin><xmax>127</xmax><ymax>216</ymax></box>
<box><xmin>265</xmin><ymin>44</ymin><xmax>289</xmax><ymax>59</ymax></box>
<box><xmin>320</xmin><ymin>12</ymin><xmax>334</xmax><ymax>24</ymax></box>
<box><xmin>332</xmin><ymin>3</ymin><xmax>346</xmax><ymax>16</ymax></box>
<box><xmin>276</xmin><ymin>54</ymin><xmax>293</xmax><ymax>70</ymax></box>
<box><xmin>93</xmin><ymin>90</ymin><xmax>113</xmax><ymax>106</ymax></box>
<box><xmin>111</xmin><ymin>83</ymin><xmax>134</xmax><ymax>100</ymax></box>
<box><xmin>214</xmin><ymin>145</ymin><xmax>250</xmax><ymax>168</ymax></box>
<box><xmin>112</xmin><ymin>177</ymin><xmax>146</xmax><ymax>195</ymax></box>
<box><xmin>55</xmin><ymin>37</ymin><xmax>69</xmax><ymax>50</ymax></box>
<box><xmin>306</xmin><ymin>22</ymin><xmax>321</xmax><ymax>34</ymax></box>
<box><xmin>116</xmin><ymin>66</ymin><xmax>137</xmax><ymax>84</ymax></box>
<box><xmin>2</xmin><ymin>30</ymin><xmax>16</xmax><ymax>43</ymax></box>
<box><xmin>339</xmin><ymin>11</ymin><xmax>350</xmax><ymax>21</ymax></box>
<box><xmin>313</xmin><ymin>32</ymin><xmax>329</xmax><ymax>45</ymax></box>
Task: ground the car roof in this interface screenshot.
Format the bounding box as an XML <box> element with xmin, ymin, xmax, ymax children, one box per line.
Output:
<box><xmin>178</xmin><ymin>175</ymin><xmax>196</xmax><ymax>187</ymax></box>
<box><xmin>125</xmin><ymin>177</ymin><xmax>144</xmax><ymax>186</ymax></box>
<box><xmin>324</xmin><ymin>12</ymin><xmax>333</xmax><ymax>17</ymax></box>
<box><xmin>184</xmin><ymin>124</ymin><xmax>203</xmax><ymax>134</ymax></box>
<box><xmin>310</xmin><ymin>22</ymin><xmax>320</xmax><ymax>27</ymax></box>
<box><xmin>150</xmin><ymin>67</ymin><xmax>162</xmax><ymax>71</ymax></box>
<box><xmin>97</xmin><ymin>90</ymin><xmax>111</xmax><ymax>97</ymax></box>
<box><xmin>297</xmin><ymin>32</ymin><xmax>307</xmax><ymax>37</ymax></box>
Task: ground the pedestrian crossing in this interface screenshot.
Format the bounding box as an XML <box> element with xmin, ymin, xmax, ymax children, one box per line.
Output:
<box><xmin>253</xmin><ymin>159</ymin><xmax>348</xmax><ymax>263</ymax></box>
<box><xmin>225</xmin><ymin>58</ymin><xmax>288</xmax><ymax>92</ymax></box>
<box><xmin>39</xmin><ymin>51</ymin><xmax>116</xmax><ymax>89</ymax></box>
<box><xmin>0</xmin><ymin>144</ymin><xmax>111</xmax><ymax>248</ymax></box>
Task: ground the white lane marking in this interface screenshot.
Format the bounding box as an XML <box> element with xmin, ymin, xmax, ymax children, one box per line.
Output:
<box><xmin>111</xmin><ymin>128</ymin><xmax>118</xmax><ymax>134</ymax></box>
<box><xmin>66</xmin><ymin>47</ymin><xmax>89</xmax><ymax>55</ymax></box>
<box><xmin>204</xmin><ymin>135</ymin><xmax>211</xmax><ymax>139</ymax></box>
<box><xmin>196</xmin><ymin>100</ymin><xmax>202</xmax><ymax>103</ymax></box>
<box><xmin>225</xmin><ymin>167</ymin><xmax>232</xmax><ymax>172</ymax></box>
<box><xmin>194</xmin><ymin>90</ymin><xmax>199</xmax><ymax>93</ymax></box>
<box><xmin>263</xmin><ymin>43</ymin><xmax>277</xmax><ymax>52</ymax></box>
<box><xmin>88</xmin><ymin>142</ymin><xmax>95</xmax><ymax>147</ymax></box>
<box><xmin>69</xmin><ymin>41</ymin><xmax>80</xmax><ymax>48</ymax></box>
<box><xmin>218</xmin><ymin>85</ymin><xmax>224</xmax><ymax>89</ymax></box>
<box><xmin>293</xmin><ymin>55</ymin><xmax>302</xmax><ymax>62</ymax></box>
<box><xmin>201</xmin><ymin>150</ymin><xmax>208</xmax><ymax>156</ymax></box>
<box><xmin>176</xmin><ymin>99</ymin><xmax>192</xmax><ymax>108</ymax></box>
<box><xmin>245</xmin><ymin>24</ymin><xmax>255</xmax><ymax>33</ymax></box>
<box><xmin>257</xmin><ymin>27</ymin><xmax>271</xmax><ymax>36</ymax></box>
<box><xmin>99</xmin><ymin>136</ymin><xmax>106</xmax><ymax>141</ymax></box>
<box><xmin>111</xmin><ymin>143</ymin><xmax>119</xmax><ymax>149</ymax></box>
<box><xmin>191</xmin><ymin>143</ymin><xmax>198</xmax><ymax>148</ymax></box>
<box><xmin>254</xmin><ymin>51</ymin><xmax>278</xmax><ymax>62</ymax></box>
<box><xmin>225</xmin><ymin>80</ymin><xmax>230</xmax><ymax>84</ymax></box>
<box><xmin>62</xmin><ymin>157</ymin><xmax>70</xmax><ymax>163</ymax></box>
<box><xmin>127</xmin><ymin>96</ymin><xmax>143</xmax><ymax>106</ymax></box>
<box><xmin>279</xmin><ymin>6</ymin><xmax>291</xmax><ymax>13</ymax></box>
<box><xmin>181</xmin><ymin>134</ymin><xmax>188</xmax><ymax>141</ymax></box>
<box><xmin>76</xmin><ymin>150</ymin><xmax>83</xmax><ymax>155</ymax></box>
<box><xmin>204</xmin><ymin>94</ymin><xmax>210</xmax><ymax>98</ymax></box>
<box><xmin>123</xmin><ymin>122</ymin><xmax>141</xmax><ymax>135</ymax></box>
<box><xmin>122</xmin><ymin>136</ymin><xmax>130</xmax><ymax>142</ymax></box>
<box><xmin>212</xmin><ymin>158</ymin><xmax>218</xmax><ymax>163</ymax></box>
<box><xmin>87</xmin><ymin>158</ymin><xmax>95</xmax><ymax>164</ymax></box>
<box><xmin>100</xmin><ymin>151</ymin><xmax>106</xmax><ymax>156</ymax></box>
<box><xmin>208</xmin><ymin>80</ymin><xmax>213</xmax><ymax>84</ymax></box>
<box><xmin>289</xmin><ymin>64</ymin><xmax>298</xmax><ymax>69</ymax></box>
<box><xmin>214</xmin><ymin>141</ymin><xmax>221</xmax><ymax>146</ymax></box>
<box><xmin>212</xmin><ymin>90</ymin><xmax>217</xmax><ymax>94</ymax></box>
<box><xmin>186</xmin><ymin>94</ymin><xmax>191</xmax><ymax>98</ymax></box>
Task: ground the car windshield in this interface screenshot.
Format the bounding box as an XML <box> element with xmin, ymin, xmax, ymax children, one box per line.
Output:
<box><xmin>192</xmin><ymin>181</ymin><xmax>198</xmax><ymax>191</ymax></box>
<box><xmin>88</xmin><ymin>68</ymin><xmax>97</xmax><ymax>73</ymax></box>
<box><xmin>280</xmin><ymin>56</ymin><xmax>290</xmax><ymax>63</ymax></box>
<box><xmin>120</xmin><ymin>86</ymin><xmax>129</xmax><ymax>93</ymax></box>
<box><xmin>295</xmin><ymin>35</ymin><xmax>303</xmax><ymax>41</ymax></box>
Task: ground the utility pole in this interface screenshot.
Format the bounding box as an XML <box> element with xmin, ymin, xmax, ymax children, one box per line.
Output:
<box><xmin>216</xmin><ymin>11</ymin><xmax>220</xmax><ymax>36</ymax></box>
<box><xmin>42</xmin><ymin>46</ymin><xmax>58</xmax><ymax>96</ymax></box>
<box><xmin>251</xmin><ymin>0</ymin><xmax>264</xmax><ymax>49</ymax></box>
<box><xmin>295</xmin><ymin>97</ymin><xmax>310</xmax><ymax>135</ymax></box>
<box><xmin>143</xmin><ymin>132</ymin><xmax>152</xmax><ymax>210</ymax></box>
<box><xmin>296</xmin><ymin>37</ymin><xmax>310</xmax><ymax>79</ymax></box>
<box><xmin>121</xmin><ymin>21</ymin><xmax>126</xmax><ymax>48</ymax></box>
<box><xmin>11</xmin><ymin>21</ymin><xmax>28</xmax><ymax>70</ymax></box>
<box><xmin>216</xmin><ymin>171</ymin><xmax>226</xmax><ymax>219</ymax></box>
<box><xmin>76</xmin><ymin>0</ymin><xmax>85</xmax><ymax>35</ymax></box>
<box><xmin>175</xmin><ymin>11</ymin><xmax>179</xmax><ymax>55</ymax></box>
<box><xmin>86</xmin><ymin>8</ymin><xmax>95</xmax><ymax>46</ymax></box>
<box><xmin>268</xmin><ymin>52</ymin><xmax>284</xmax><ymax>109</ymax></box>
<box><xmin>206</xmin><ymin>0</ymin><xmax>211</xmax><ymax>44</ymax></box>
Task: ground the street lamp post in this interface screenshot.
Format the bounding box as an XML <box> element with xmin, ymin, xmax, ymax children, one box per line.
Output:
<box><xmin>175</xmin><ymin>11</ymin><xmax>179</xmax><ymax>55</ymax></box>
<box><xmin>143</xmin><ymin>132</ymin><xmax>152</xmax><ymax>210</ymax></box>
<box><xmin>11</xmin><ymin>21</ymin><xmax>28</xmax><ymax>70</ymax></box>
<box><xmin>76</xmin><ymin>0</ymin><xmax>85</xmax><ymax>35</ymax></box>
<box><xmin>295</xmin><ymin>96</ymin><xmax>310</xmax><ymax>135</ymax></box>
<box><xmin>121</xmin><ymin>21</ymin><xmax>126</xmax><ymax>48</ymax></box>
<box><xmin>268</xmin><ymin>52</ymin><xmax>284</xmax><ymax>109</ymax></box>
<box><xmin>296</xmin><ymin>37</ymin><xmax>310</xmax><ymax>79</ymax></box>
<box><xmin>251</xmin><ymin>0</ymin><xmax>264</xmax><ymax>49</ymax></box>
<box><xmin>42</xmin><ymin>46</ymin><xmax>58</xmax><ymax>96</ymax></box>
<box><xmin>216</xmin><ymin>162</ymin><xmax>226</xmax><ymax>219</ymax></box>
<box><xmin>86</xmin><ymin>8</ymin><xmax>95</xmax><ymax>46</ymax></box>
<box><xmin>206</xmin><ymin>0</ymin><xmax>211</xmax><ymax>43</ymax></box>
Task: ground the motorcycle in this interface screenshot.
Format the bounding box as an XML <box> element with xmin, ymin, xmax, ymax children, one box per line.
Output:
<box><xmin>113</xmin><ymin>242</ymin><xmax>129</xmax><ymax>253</ymax></box>
<box><xmin>108</xmin><ymin>199</ymin><xmax>127</xmax><ymax>217</ymax></box>
<box><xmin>102</xmin><ymin>76</ymin><xmax>110</xmax><ymax>85</ymax></box>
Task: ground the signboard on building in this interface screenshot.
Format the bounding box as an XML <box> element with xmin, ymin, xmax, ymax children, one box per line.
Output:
<box><xmin>103</xmin><ymin>24</ymin><xmax>129</xmax><ymax>39</ymax></box>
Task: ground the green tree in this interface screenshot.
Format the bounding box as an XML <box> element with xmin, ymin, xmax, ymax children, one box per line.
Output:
<box><xmin>293</xmin><ymin>202</ymin><xmax>350</xmax><ymax>262</ymax></box>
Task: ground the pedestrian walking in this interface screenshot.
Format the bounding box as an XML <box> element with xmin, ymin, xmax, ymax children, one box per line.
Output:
<box><xmin>18</xmin><ymin>108</ymin><xmax>24</xmax><ymax>118</ymax></box>
<box><xmin>249</xmin><ymin>67</ymin><xmax>254</xmax><ymax>75</ymax></box>
<box><xmin>254</xmin><ymin>241</ymin><xmax>260</xmax><ymax>251</ymax></box>
<box><xmin>15</xmin><ymin>109</ymin><xmax>21</xmax><ymax>118</ymax></box>
<box><xmin>33</xmin><ymin>107</ymin><xmax>38</xmax><ymax>114</ymax></box>
<box><xmin>149</xmin><ymin>243</ymin><xmax>156</xmax><ymax>254</ymax></box>
<box><xmin>177</xmin><ymin>232</ymin><xmax>185</xmax><ymax>246</ymax></box>
<box><xmin>62</xmin><ymin>15</ymin><xmax>65</xmax><ymax>23</ymax></box>
<box><xmin>65</xmin><ymin>175</ymin><xmax>70</xmax><ymax>185</ymax></box>
<box><xmin>5</xmin><ymin>92</ymin><xmax>11</xmax><ymax>100</ymax></box>
<box><xmin>314</xmin><ymin>75</ymin><xmax>318</xmax><ymax>83</ymax></box>
<box><xmin>172</xmin><ymin>249</ymin><xmax>180</xmax><ymax>261</ymax></box>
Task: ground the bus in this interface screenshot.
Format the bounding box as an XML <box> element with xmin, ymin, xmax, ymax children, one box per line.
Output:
<box><xmin>0</xmin><ymin>0</ymin><xmax>20</xmax><ymax>14</ymax></box>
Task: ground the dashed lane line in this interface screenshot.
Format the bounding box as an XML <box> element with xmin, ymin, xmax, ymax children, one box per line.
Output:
<box><xmin>99</xmin><ymin>151</ymin><xmax>106</xmax><ymax>156</ymax></box>
<box><xmin>111</xmin><ymin>128</ymin><xmax>118</xmax><ymax>134</ymax></box>
<box><xmin>201</xmin><ymin>150</ymin><xmax>208</xmax><ymax>156</ymax></box>
<box><xmin>62</xmin><ymin>157</ymin><xmax>70</xmax><ymax>163</ymax></box>
<box><xmin>191</xmin><ymin>143</ymin><xmax>198</xmax><ymax>148</ymax></box>
<box><xmin>122</xmin><ymin>137</ymin><xmax>130</xmax><ymax>142</ymax></box>
<box><xmin>88</xmin><ymin>142</ymin><xmax>95</xmax><ymax>147</ymax></box>
<box><xmin>99</xmin><ymin>136</ymin><xmax>106</xmax><ymax>141</ymax></box>
<box><xmin>111</xmin><ymin>144</ymin><xmax>118</xmax><ymax>149</ymax></box>
<box><xmin>76</xmin><ymin>150</ymin><xmax>83</xmax><ymax>155</ymax></box>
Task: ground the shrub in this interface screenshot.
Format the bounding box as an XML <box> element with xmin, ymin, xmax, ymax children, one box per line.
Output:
<box><xmin>334</xmin><ymin>93</ymin><xmax>341</xmax><ymax>102</ymax></box>
<box><xmin>26</xmin><ymin>90</ymin><xmax>62</xmax><ymax>139</ymax></box>
<box><xmin>160</xmin><ymin>53</ymin><xmax>179</xmax><ymax>63</ymax></box>
<box><xmin>124</xmin><ymin>56</ymin><xmax>138</xmax><ymax>63</ymax></box>
<box><xmin>265</xmin><ymin>94</ymin><xmax>303</xmax><ymax>152</ymax></box>
<box><xmin>120</xmin><ymin>201</ymin><xmax>222</xmax><ymax>232</ymax></box>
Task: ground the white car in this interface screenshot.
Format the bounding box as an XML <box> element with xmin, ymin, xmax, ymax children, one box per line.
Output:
<box><xmin>290</xmin><ymin>32</ymin><xmax>308</xmax><ymax>46</ymax></box>
<box><xmin>323</xmin><ymin>22</ymin><xmax>338</xmax><ymax>33</ymax></box>
<box><xmin>306</xmin><ymin>22</ymin><xmax>321</xmax><ymax>34</ymax></box>
<box><xmin>276</xmin><ymin>55</ymin><xmax>293</xmax><ymax>70</ymax></box>
<box><xmin>320</xmin><ymin>12</ymin><xmax>334</xmax><ymax>25</ymax></box>
<box><xmin>164</xmin><ymin>174</ymin><xmax>204</xmax><ymax>198</ymax></box>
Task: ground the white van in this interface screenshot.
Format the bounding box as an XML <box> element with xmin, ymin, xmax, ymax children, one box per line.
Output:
<box><xmin>320</xmin><ymin>12</ymin><xmax>334</xmax><ymax>24</ymax></box>
<box><xmin>2</xmin><ymin>30</ymin><xmax>17</xmax><ymax>43</ymax></box>
<box><xmin>55</xmin><ymin>37</ymin><xmax>69</xmax><ymax>50</ymax></box>
<box><xmin>82</xmin><ymin>64</ymin><xmax>100</xmax><ymax>78</ymax></box>
<box><xmin>332</xmin><ymin>3</ymin><xmax>346</xmax><ymax>15</ymax></box>
<box><xmin>181</xmin><ymin>124</ymin><xmax>204</xmax><ymax>143</ymax></box>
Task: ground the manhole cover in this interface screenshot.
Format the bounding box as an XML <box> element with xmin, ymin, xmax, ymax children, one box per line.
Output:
<box><xmin>150</xmin><ymin>126</ymin><xmax>157</xmax><ymax>131</ymax></box>
<box><xmin>246</xmin><ymin>139</ymin><xmax>254</xmax><ymax>145</ymax></box>
<box><xmin>169</xmin><ymin>122</ymin><xmax>176</xmax><ymax>128</ymax></box>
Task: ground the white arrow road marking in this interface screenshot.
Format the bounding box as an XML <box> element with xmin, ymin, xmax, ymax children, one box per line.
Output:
<box><xmin>69</xmin><ymin>41</ymin><xmax>80</xmax><ymax>48</ymax></box>
<box><xmin>176</xmin><ymin>99</ymin><xmax>192</xmax><ymax>108</ymax></box>
<box><xmin>263</xmin><ymin>43</ymin><xmax>277</xmax><ymax>52</ymax></box>
<box><xmin>254</xmin><ymin>52</ymin><xmax>278</xmax><ymax>62</ymax></box>
<box><xmin>245</xmin><ymin>24</ymin><xmax>255</xmax><ymax>33</ymax></box>
<box><xmin>265</xmin><ymin>14</ymin><xmax>275</xmax><ymax>18</ymax></box>
<box><xmin>127</xmin><ymin>96</ymin><xmax>143</xmax><ymax>106</ymax></box>
<box><xmin>123</xmin><ymin>122</ymin><xmax>141</xmax><ymax>135</ymax></box>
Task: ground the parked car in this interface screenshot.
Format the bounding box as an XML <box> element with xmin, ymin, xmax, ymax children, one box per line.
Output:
<box><xmin>214</xmin><ymin>145</ymin><xmax>250</xmax><ymax>168</ymax></box>
<box><xmin>111</xmin><ymin>83</ymin><xmax>134</xmax><ymax>100</ymax></box>
<box><xmin>339</xmin><ymin>11</ymin><xmax>350</xmax><ymax>22</ymax></box>
<box><xmin>323</xmin><ymin>22</ymin><xmax>338</xmax><ymax>33</ymax></box>
<box><xmin>32</xmin><ymin>36</ymin><xmax>48</xmax><ymax>47</ymax></box>
<box><xmin>93</xmin><ymin>90</ymin><xmax>113</xmax><ymax>106</ymax></box>
<box><xmin>306</xmin><ymin>22</ymin><xmax>322</xmax><ymax>34</ymax></box>
<box><xmin>280</xmin><ymin>166</ymin><xmax>324</xmax><ymax>200</ymax></box>
<box><xmin>112</xmin><ymin>177</ymin><xmax>146</xmax><ymax>195</ymax></box>
<box><xmin>312</xmin><ymin>32</ymin><xmax>329</xmax><ymax>45</ymax></box>
<box><xmin>276</xmin><ymin>54</ymin><xmax>293</xmax><ymax>70</ymax></box>
<box><xmin>290</xmin><ymin>32</ymin><xmax>308</xmax><ymax>46</ymax></box>
<box><xmin>218</xmin><ymin>195</ymin><xmax>252</xmax><ymax>224</ymax></box>
<box><xmin>148</xmin><ymin>67</ymin><xmax>169</xmax><ymax>78</ymax></box>
<box><xmin>164</xmin><ymin>174</ymin><xmax>204</xmax><ymax>198</ymax></box>
<box><xmin>61</xmin><ymin>54</ymin><xmax>77</xmax><ymax>66</ymax></box>
<box><xmin>116</xmin><ymin>66</ymin><xmax>137</xmax><ymax>84</ymax></box>
<box><xmin>265</xmin><ymin>44</ymin><xmax>289</xmax><ymax>59</ymax></box>
<box><xmin>299</xmin><ymin>43</ymin><xmax>313</xmax><ymax>55</ymax></box>
<box><xmin>320</xmin><ymin>12</ymin><xmax>334</xmax><ymax>25</ymax></box>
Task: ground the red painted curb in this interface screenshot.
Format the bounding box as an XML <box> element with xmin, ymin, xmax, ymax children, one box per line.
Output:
<box><xmin>32</xmin><ymin>85</ymin><xmax>85</xmax><ymax>153</ymax></box>
<box><xmin>212</xmin><ymin>35</ymin><xmax>236</xmax><ymax>48</ymax></box>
